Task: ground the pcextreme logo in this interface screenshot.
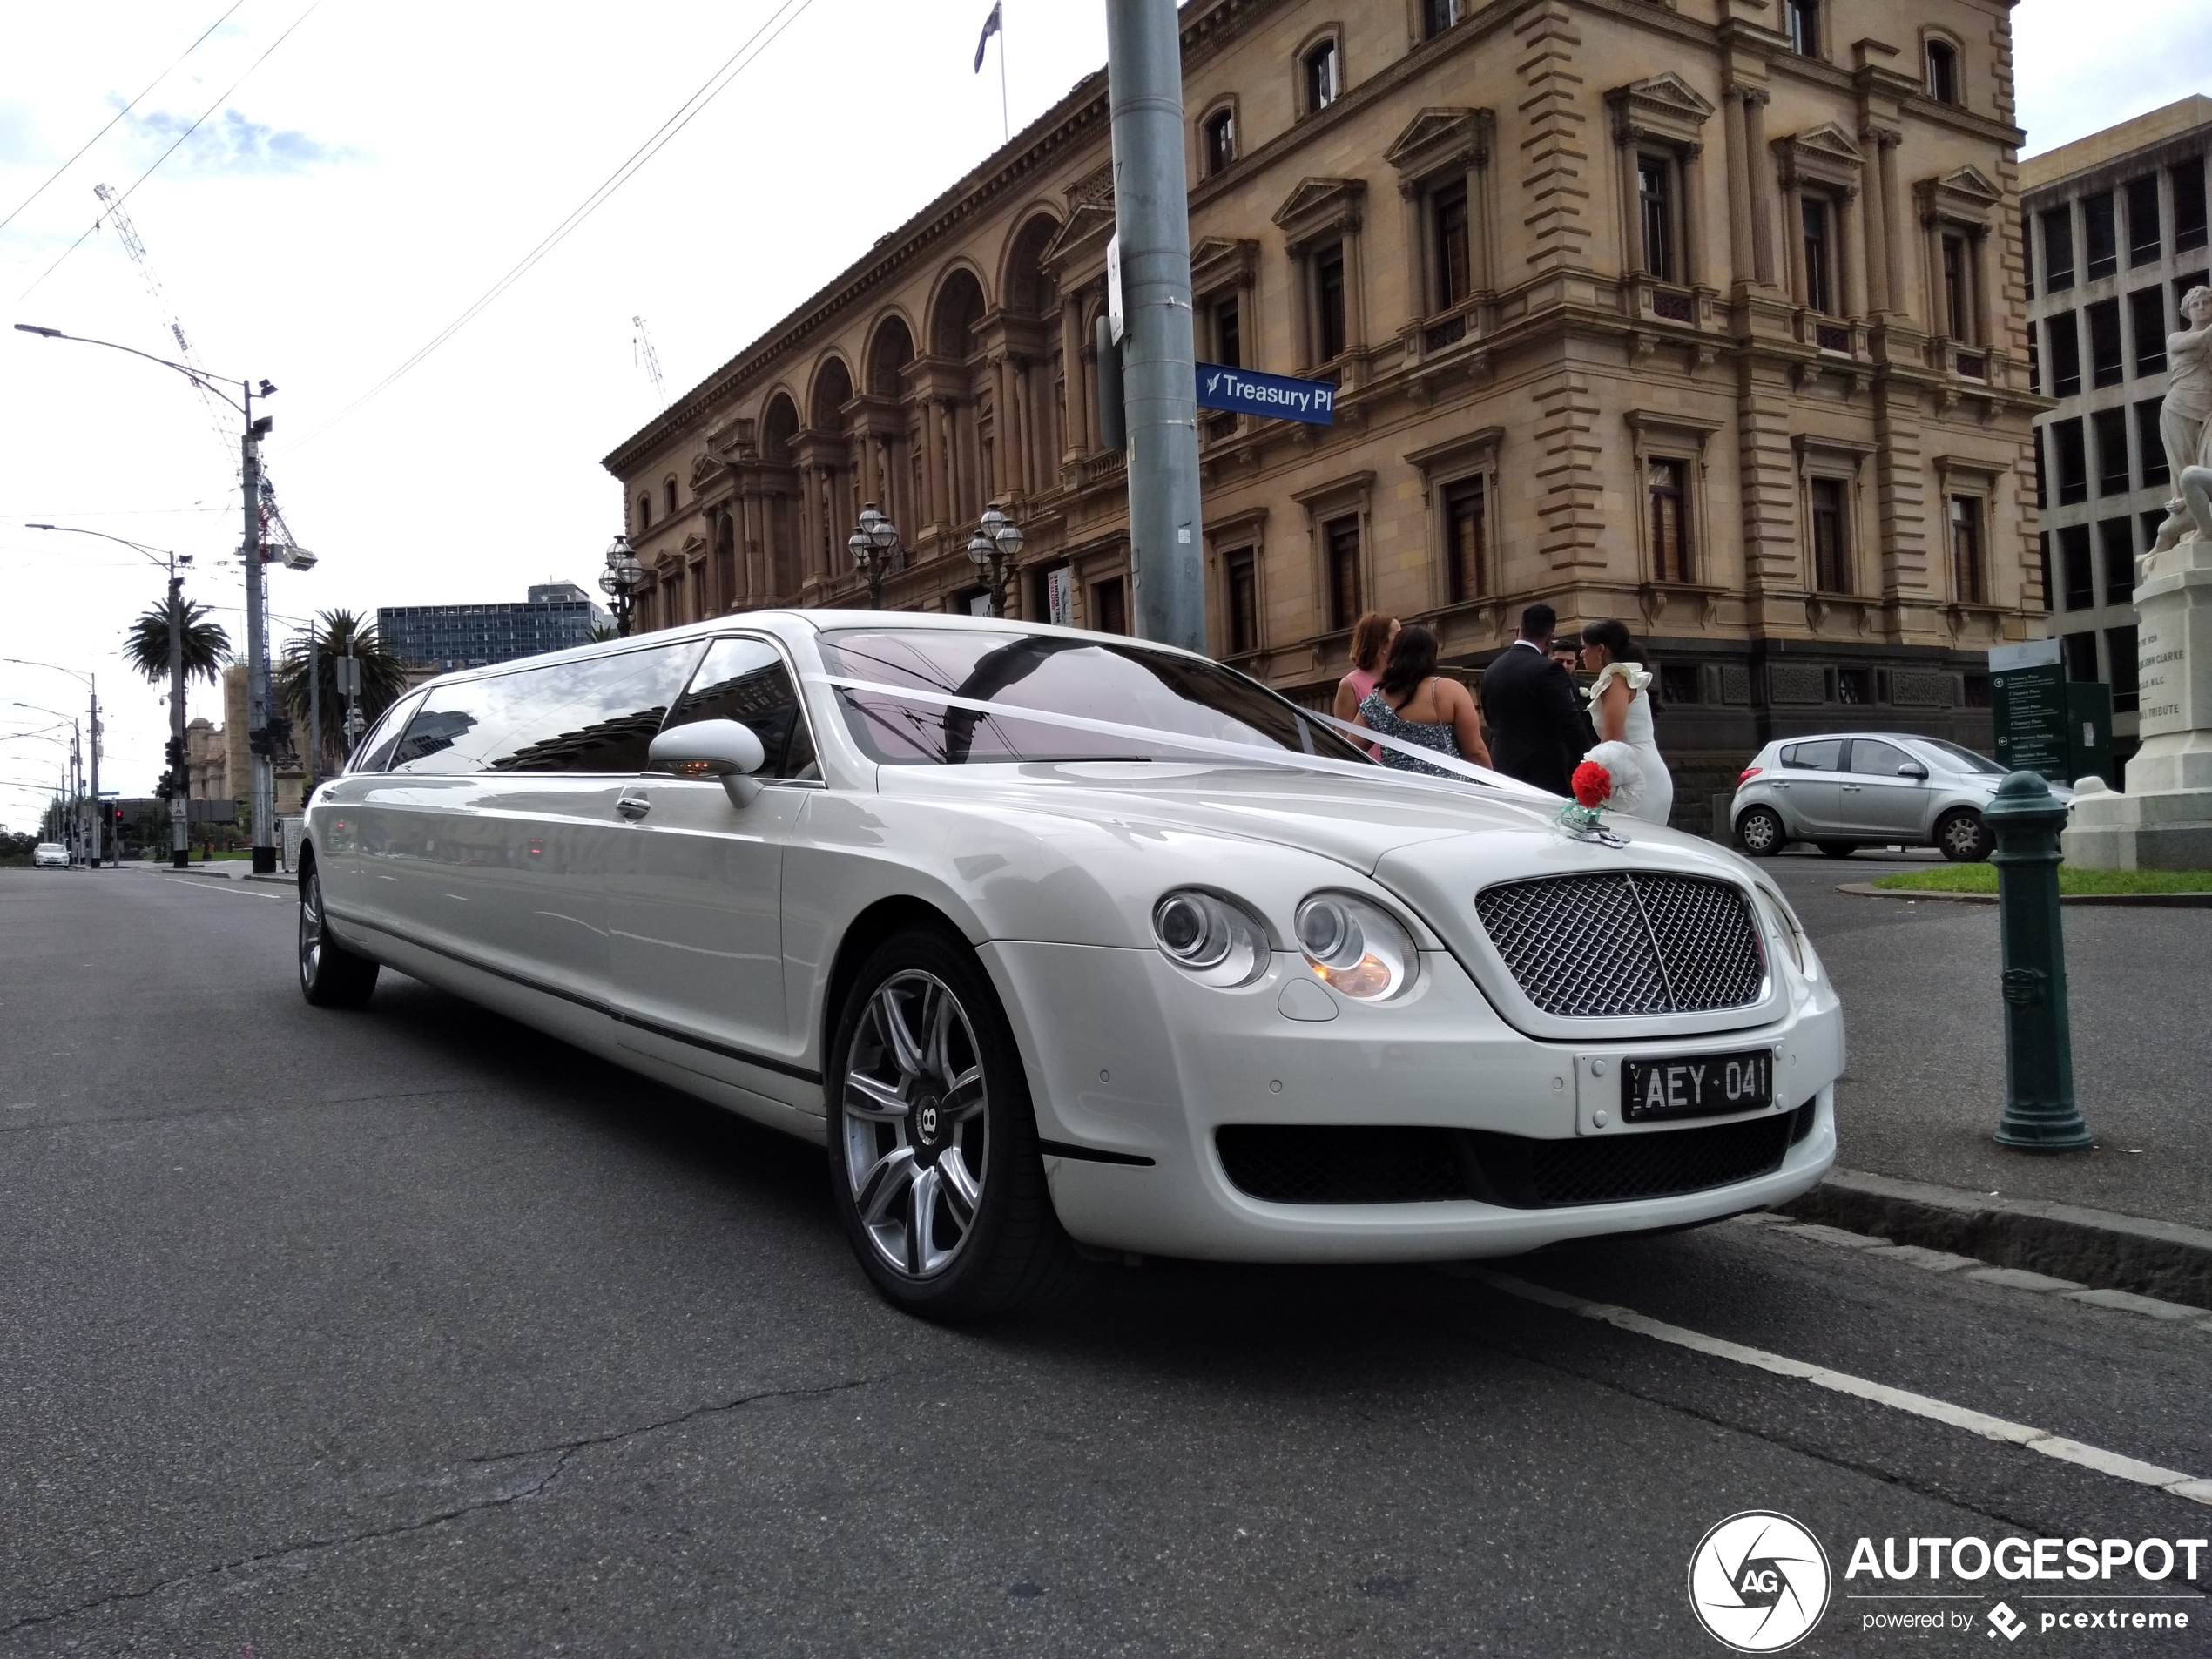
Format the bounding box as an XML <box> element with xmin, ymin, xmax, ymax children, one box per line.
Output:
<box><xmin>1688</xmin><ymin>1511</ymin><xmax>1833</xmax><ymax>1652</ymax></box>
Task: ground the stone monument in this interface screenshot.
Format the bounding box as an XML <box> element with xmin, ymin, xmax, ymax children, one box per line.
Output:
<box><xmin>2062</xmin><ymin>285</ymin><xmax>2212</xmax><ymax>868</ymax></box>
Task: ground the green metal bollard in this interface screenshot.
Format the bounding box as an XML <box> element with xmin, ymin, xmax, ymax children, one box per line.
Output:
<box><xmin>1984</xmin><ymin>771</ymin><xmax>2093</xmax><ymax>1150</ymax></box>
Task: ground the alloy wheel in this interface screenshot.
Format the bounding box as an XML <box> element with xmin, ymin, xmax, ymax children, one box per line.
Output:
<box><xmin>299</xmin><ymin>870</ymin><xmax>324</xmax><ymax>988</ymax></box>
<box><xmin>840</xmin><ymin>969</ymin><xmax>989</xmax><ymax>1279</ymax></box>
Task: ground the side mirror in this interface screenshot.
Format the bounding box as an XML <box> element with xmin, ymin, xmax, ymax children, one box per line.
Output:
<box><xmin>650</xmin><ymin>718</ymin><xmax>766</xmax><ymax>806</ymax></box>
<box><xmin>1897</xmin><ymin>762</ymin><xmax>1929</xmax><ymax>780</ymax></box>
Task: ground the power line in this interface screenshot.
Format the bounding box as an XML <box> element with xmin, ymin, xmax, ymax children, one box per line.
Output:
<box><xmin>0</xmin><ymin>0</ymin><xmax>249</xmax><ymax>237</ymax></box>
<box><xmin>293</xmin><ymin>0</ymin><xmax>820</xmax><ymax>448</ymax></box>
<box><xmin>17</xmin><ymin>0</ymin><xmax>329</xmax><ymax>302</ymax></box>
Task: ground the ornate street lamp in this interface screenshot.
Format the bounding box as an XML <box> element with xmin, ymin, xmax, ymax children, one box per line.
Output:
<box><xmin>599</xmin><ymin>533</ymin><xmax>644</xmax><ymax>635</ymax></box>
<box><xmin>968</xmin><ymin>501</ymin><xmax>1025</xmax><ymax>617</ymax></box>
<box><xmin>849</xmin><ymin>502</ymin><xmax>901</xmax><ymax>610</ymax></box>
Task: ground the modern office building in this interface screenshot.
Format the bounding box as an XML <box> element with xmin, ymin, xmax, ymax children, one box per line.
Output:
<box><xmin>377</xmin><ymin>583</ymin><xmax>613</xmax><ymax>673</ymax></box>
<box><xmin>606</xmin><ymin>0</ymin><xmax>2049</xmax><ymax>828</ymax></box>
<box><xmin>2023</xmin><ymin>95</ymin><xmax>2212</xmax><ymax>767</ymax></box>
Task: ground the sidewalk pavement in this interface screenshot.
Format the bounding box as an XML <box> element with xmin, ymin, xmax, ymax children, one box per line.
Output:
<box><xmin>1764</xmin><ymin>850</ymin><xmax>2211</xmax><ymax>1307</ymax></box>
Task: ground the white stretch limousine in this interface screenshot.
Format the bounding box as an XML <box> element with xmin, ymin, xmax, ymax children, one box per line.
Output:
<box><xmin>300</xmin><ymin>612</ymin><xmax>1842</xmax><ymax>1317</ymax></box>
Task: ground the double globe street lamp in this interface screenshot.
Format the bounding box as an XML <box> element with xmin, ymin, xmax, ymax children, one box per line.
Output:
<box><xmin>599</xmin><ymin>534</ymin><xmax>644</xmax><ymax>635</ymax></box>
<box><xmin>847</xmin><ymin>503</ymin><xmax>901</xmax><ymax>610</ymax></box>
<box><xmin>968</xmin><ymin>502</ymin><xmax>1024</xmax><ymax>618</ymax></box>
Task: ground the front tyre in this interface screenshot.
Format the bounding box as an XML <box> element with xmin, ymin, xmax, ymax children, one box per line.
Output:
<box><xmin>826</xmin><ymin>926</ymin><xmax>1070</xmax><ymax>1319</ymax></box>
<box><xmin>1936</xmin><ymin>808</ymin><xmax>1993</xmax><ymax>862</ymax></box>
<box><xmin>299</xmin><ymin>862</ymin><xmax>380</xmax><ymax>1008</ymax></box>
<box><xmin>1736</xmin><ymin>806</ymin><xmax>1786</xmax><ymax>857</ymax></box>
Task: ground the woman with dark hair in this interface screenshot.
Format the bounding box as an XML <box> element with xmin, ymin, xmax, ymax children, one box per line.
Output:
<box><xmin>1352</xmin><ymin>623</ymin><xmax>1491</xmax><ymax>776</ymax></box>
<box><xmin>1579</xmin><ymin>617</ymin><xmax>1673</xmax><ymax>824</ymax></box>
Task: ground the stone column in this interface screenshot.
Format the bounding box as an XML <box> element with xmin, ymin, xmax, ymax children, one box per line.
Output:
<box><xmin>1783</xmin><ymin>178</ymin><xmax>1807</xmax><ymax>305</ymax></box>
<box><xmin>1058</xmin><ymin>295</ymin><xmax>1088</xmax><ymax>456</ymax></box>
<box><xmin>1743</xmin><ymin>91</ymin><xmax>1777</xmax><ymax>287</ymax></box>
<box><xmin>1924</xmin><ymin>213</ymin><xmax>1946</xmax><ymax>336</ymax></box>
<box><xmin>1724</xmin><ymin>89</ymin><xmax>1755</xmax><ymax>286</ymax></box>
<box><xmin>1878</xmin><ymin>131</ymin><xmax>1907</xmax><ymax>322</ymax></box>
<box><xmin>1681</xmin><ymin>142</ymin><xmax>1708</xmax><ymax>289</ymax></box>
<box><xmin>1842</xmin><ymin>185</ymin><xmax>1868</xmax><ymax>318</ymax></box>
<box><xmin>1974</xmin><ymin>227</ymin><xmax>1998</xmax><ymax>348</ymax></box>
<box><xmin>1468</xmin><ymin>157</ymin><xmax>1494</xmax><ymax>295</ymax></box>
<box><xmin>1614</xmin><ymin>140</ymin><xmax>1641</xmax><ymax>275</ymax></box>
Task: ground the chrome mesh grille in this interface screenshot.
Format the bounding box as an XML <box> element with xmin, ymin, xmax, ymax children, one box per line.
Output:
<box><xmin>1474</xmin><ymin>874</ymin><xmax>1765</xmax><ymax>1017</ymax></box>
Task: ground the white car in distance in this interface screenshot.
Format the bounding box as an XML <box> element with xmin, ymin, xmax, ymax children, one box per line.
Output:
<box><xmin>31</xmin><ymin>842</ymin><xmax>69</xmax><ymax>869</ymax></box>
<box><xmin>299</xmin><ymin>612</ymin><xmax>1842</xmax><ymax>1318</ymax></box>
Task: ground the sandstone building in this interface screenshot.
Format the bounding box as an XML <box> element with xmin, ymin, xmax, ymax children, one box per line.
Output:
<box><xmin>2022</xmin><ymin>96</ymin><xmax>2212</xmax><ymax>772</ymax></box>
<box><xmin>604</xmin><ymin>0</ymin><xmax>2048</xmax><ymax>826</ymax></box>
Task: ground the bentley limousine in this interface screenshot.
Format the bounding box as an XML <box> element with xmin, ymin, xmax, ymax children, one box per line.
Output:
<box><xmin>299</xmin><ymin>611</ymin><xmax>1842</xmax><ymax>1318</ymax></box>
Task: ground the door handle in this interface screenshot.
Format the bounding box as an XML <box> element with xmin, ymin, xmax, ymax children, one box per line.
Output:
<box><xmin>616</xmin><ymin>792</ymin><xmax>651</xmax><ymax>820</ymax></box>
<box><xmin>1842</xmin><ymin>783</ymin><xmax>1862</xmax><ymax>792</ymax></box>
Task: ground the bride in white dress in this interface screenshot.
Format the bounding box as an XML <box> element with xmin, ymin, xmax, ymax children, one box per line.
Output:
<box><xmin>1578</xmin><ymin>619</ymin><xmax>1675</xmax><ymax>826</ymax></box>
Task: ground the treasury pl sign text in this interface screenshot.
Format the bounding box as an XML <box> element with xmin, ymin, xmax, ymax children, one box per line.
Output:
<box><xmin>1195</xmin><ymin>361</ymin><xmax>1336</xmax><ymax>426</ymax></box>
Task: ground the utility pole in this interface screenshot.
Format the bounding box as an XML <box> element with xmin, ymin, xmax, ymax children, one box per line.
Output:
<box><xmin>242</xmin><ymin>387</ymin><xmax>276</xmax><ymax>874</ymax></box>
<box><xmin>307</xmin><ymin>635</ymin><xmax>321</xmax><ymax>792</ymax></box>
<box><xmin>168</xmin><ymin>574</ymin><xmax>189</xmax><ymax>869</ymax></box>
<box><xmin>86</xmin><ymin>676</ymin><xmax>99</xmax><ymax>866</ymax></box>
<box><xmin>1104</xmin><ymin>0</ymin><xmax>1204</xmax><ymax>653</ymax></box>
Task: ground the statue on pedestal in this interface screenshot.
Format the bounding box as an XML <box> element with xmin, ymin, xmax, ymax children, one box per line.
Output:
<box><xmin>2153</xmin><ymin>285</ymin><xmax>2212</xmax><ymax>550</ymax></box>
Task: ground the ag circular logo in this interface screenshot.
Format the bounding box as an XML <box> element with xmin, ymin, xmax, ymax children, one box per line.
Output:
<box><xmin>1687</xmin><ymin>1511</ymin><xmax>1831</xmax><ymax>1652</ymax></box>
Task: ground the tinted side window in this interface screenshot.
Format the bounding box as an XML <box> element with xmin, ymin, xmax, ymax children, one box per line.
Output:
<box><xmin>351</xmin><ymin>691</ymin><xmax>427</xmax><ymax>773</ymax></box>
<box><xmin>390</xmin><ymin>644</ymin><xmax>705</xmax><ymax>776</ymax></box>
<box><xmin>661</xmin><ymin>637</ymin><xmax>820</xmax><ymax>780</ymax></box>
<box><xmin>1781</xmin><ymin>739</ymin><xmax>1844</xmax><ymax>771</ymax></box>
<box><xmin>1849</xmin><ymin>739</ymin><xmax>1909</xmax><ymax>776</ymax></box>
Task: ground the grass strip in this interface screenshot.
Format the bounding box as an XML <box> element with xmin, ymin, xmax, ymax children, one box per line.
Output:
<box><xmin>1871</xmin><ymin>865</ymin><xmax>2212</xmax><ymax>895</ymax></box>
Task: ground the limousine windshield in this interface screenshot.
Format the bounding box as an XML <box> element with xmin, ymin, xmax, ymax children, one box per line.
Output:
<box><xmin>818</xmin><ymin>627</ymin><xmax>1372</xmax><ymax>766</ymax></box>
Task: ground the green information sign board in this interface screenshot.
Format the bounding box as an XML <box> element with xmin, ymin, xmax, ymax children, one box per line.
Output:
<box><xmin>1989</xmin><ymin>640</ymin><xmax>2067</xmax><ymax>781</ymax></box>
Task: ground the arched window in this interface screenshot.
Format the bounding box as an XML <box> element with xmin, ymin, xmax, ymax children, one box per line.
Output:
<box><xmin>1202</xmin><ymin>106</ymin><xmax>1235</xmax><ymax>176</ymax></box>
<box><xmin>637</xmin><ymin>494</ymin><xmax>651</xmax><ymax>530</ymax></box>
<box><xmin>1925</xmin><ymin>38</ymin><xmax>1959</xmax><ymax>105</ymax></box>
<box><xmin>664</xmin><ymin>478</ymin><xmax>678</xmax><ymax>516</ymax></box>
<box><xmin>1302</xmin><ymin>36</ymin><xmax>1341</xmax><ymax>115</ymax></box>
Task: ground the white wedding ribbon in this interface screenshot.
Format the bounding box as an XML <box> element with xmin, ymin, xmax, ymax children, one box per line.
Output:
<box><xmin>804</xmin><ymin>672</ymin><xmax>1557</xmax><ymax>802</ymax></box>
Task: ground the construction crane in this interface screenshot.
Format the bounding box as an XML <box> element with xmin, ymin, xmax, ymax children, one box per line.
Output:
<box><xmin>94</xmin><ymin>182</ymin><xmax>307</xmax><ymax>556</ymax></box>
<box><xmin>633</xmin><ymin>314</ymin><xmax>668</xmax><ymax>408</ymax></box>
<box><xmin>93</xmin><ymin>183</ymin><xmax>234</xmax><ymax>462</ymax></box>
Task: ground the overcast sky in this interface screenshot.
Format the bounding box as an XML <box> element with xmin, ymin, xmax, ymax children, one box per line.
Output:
<box><xmin>1</xmin><ymin>0</ymin><xmax>2205</xmax><ymax>809</ymax></box>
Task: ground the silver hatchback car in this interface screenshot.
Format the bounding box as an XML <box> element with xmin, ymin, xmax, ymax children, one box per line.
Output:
<box><xmin>1729</xmin><ymin>732</ymin><xmax>2060</xmax><ymax>862</ymax></box>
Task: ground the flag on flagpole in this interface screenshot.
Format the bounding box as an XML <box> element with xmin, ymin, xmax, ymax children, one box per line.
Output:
<box><xmin>973</xmin><ymin>2</ymin><xmax>1002</xmax><ymax>73</ymax></box>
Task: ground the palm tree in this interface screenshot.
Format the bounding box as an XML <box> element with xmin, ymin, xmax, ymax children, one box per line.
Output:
<box><xmin>276</xmin><ymin>610</ymin><xmax>411</xmax><ymax>777</ymax></box>
<box><xmin>124</xmin><ymin>597</ymin><xmax>233</xmax><ymax>688</ymax></box>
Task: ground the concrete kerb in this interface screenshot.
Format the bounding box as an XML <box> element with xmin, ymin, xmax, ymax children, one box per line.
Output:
<box><xmin>127</xmin><ymin>862</ymin><xmax>293</xmax><ymax>887</ymax></box>
<box><xmin>1779</xmin><ymin>1168</ymin><xmax>2212</xmax><ymax>1312</ymax></box>
<box><xmin>1836</xmin><ymin>881</ymin><xmax>2212</xmax><ymax>907</ymax></box>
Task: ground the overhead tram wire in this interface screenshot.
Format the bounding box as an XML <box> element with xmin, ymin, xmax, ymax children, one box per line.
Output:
<box><xmin>291</xmin><ymin>0</ymin><xmax>820</xmax><ymax>449</ymax></box>
<box><xmin>0</xmin><ymin>0</ymin><xmax>249</xmax><ymax>237</ymax></box>
<box><xmin>17</xmin><ymin>0</ymin><xmax>329</xmax><ymax>302</ymax></box>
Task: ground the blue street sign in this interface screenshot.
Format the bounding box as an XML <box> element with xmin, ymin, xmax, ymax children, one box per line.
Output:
<box><xmin>1195</xmin><ymin>361</ymin><xmax>1335</xmax><ymax>426</ymax></box>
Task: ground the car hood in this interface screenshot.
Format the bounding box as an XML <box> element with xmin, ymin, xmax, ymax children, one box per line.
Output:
<box><xmin>874</xmin><ymin>759</ymin><xmax>1759</xmax><ymax>885</ymax></box>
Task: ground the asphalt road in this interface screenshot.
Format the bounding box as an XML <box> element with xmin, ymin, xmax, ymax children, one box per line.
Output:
<box><xmin>2</xmin><ymin>868</ymin><xmax>2206</xmax><ymax>1656</ymax></box>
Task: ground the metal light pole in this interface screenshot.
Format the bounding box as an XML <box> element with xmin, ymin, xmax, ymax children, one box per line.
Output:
<box><xmin>4</xmin><ymin>664</ymin><xmax>98</xmax><ymax>865</ymax></box>
<box><xmin>13</xmin><ymin>327</ymin><xmax>289</xmax><ymax>872</ymax></box>
<box><xmin>969</xmin><ymin>502</ymin><xmax>1026</xmax><ymax>617</ymax></box>
<box><xmin>1104</xmin><ymin>0</ymin><xmax>1204</xmax><ymax>652</ymax></box>
<box><xmin>850</xmin><ymin>503</ymin><xmax>901</xmax><ymax>610</ymax></box>
<box><xmin>27</xmin><ymin>525</ymin><xmax>196</xmax><ymax>868</ymax></box>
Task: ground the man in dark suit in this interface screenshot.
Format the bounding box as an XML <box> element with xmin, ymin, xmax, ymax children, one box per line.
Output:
<box><xmin>1479</xmin><ymin>603</ymin><xmax>1592</xmax><ymax>796</ymax></box>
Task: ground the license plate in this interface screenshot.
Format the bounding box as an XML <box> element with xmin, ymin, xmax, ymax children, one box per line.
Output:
<box><xmin>1621</xmin><ymin>1049</ymin><xmax>1774</xmax><ymax>1123</ymax></box>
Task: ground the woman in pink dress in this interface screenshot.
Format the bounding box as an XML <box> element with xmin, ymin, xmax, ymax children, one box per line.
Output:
<box><xmin>1332</xmin><ymin>611</ymin><xmax>1397</xmax><ymax>755</ymax></box>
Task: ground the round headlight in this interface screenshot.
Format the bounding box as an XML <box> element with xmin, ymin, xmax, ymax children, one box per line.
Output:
<box><xmin>1294</xmin><ymin>892</ymin><xmax>1417</xmax><ymax>1000</ymax></box>
<box><xmin>1151</xmin><ymin>889</ymin><xmax>1268</xmax><ymax>987</ymax></box>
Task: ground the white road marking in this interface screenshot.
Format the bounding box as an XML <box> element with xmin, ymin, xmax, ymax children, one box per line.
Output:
<box><xmin>1472</xmin><ymin>1270</ymin><xmax>2212</xmax><ymax>1508</ymax></box>
<box><xmin>162</xmin><ymin>878</ymin><xmax>283</xmax><ymax>901</ymax></box>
